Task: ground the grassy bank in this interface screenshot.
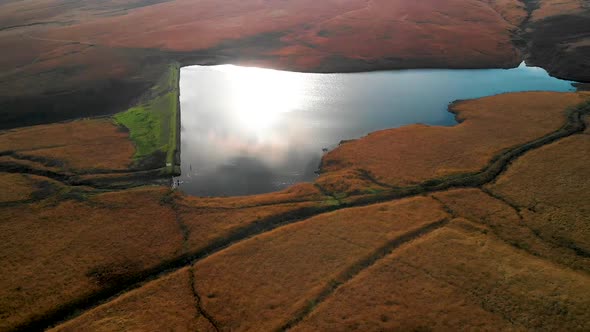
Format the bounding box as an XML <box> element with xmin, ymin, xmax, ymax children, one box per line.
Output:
<box><xmin>114</xmin><ymin>63</ymin><xmax>180</xmax><ymax>174</ymax></box>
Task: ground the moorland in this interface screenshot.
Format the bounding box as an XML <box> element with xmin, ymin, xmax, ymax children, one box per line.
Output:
<box><xmin>1</xmin><ymin>0</ymin><xmax>590</xmax><ymax>331</ymax></box>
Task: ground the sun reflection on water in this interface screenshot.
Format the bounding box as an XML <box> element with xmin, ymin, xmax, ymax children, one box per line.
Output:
<box><xmin>178</xmin><ymin>63</ymin><xmax>576</xmax><ymax>196</ymax></box>
<box><xmin>213</xmin><ymin>65</ymin><xmax>306</xmax><ymax>133</ymax></box>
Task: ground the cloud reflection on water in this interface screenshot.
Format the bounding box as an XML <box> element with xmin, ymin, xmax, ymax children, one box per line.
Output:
<box><xmin>177</xmin><ymin>63</ymin><xmax>575</xmax><ymax>196</ymax></box>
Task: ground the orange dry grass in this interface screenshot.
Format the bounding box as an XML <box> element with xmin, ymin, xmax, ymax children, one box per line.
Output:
<box><xmin>315</xmin><ymin>169</ymin><xmax>388</xmax><ymax>196</ymax></box>
<box><xmin>0</xmin><ymin>187</ymin><xmax>182</xmax><ymax>331</ymax></box>
<box><xmin>296</xmin><ymin>218</ymin><xmax>590</xmax><ymax>331</ymax></box>
<box><xmin>32</xmin><ymin>0</ymin><xmax>523</xmax><ymax>70</ymax></box>
<box><xmin>43</xmin><ymin>0</ymin><xmax>363</xmax><ymax>52</ymax></box>
<box><xmin>179</xmin><ymin>200</ymin><xmax>324</xmax><ymax>253</ymax></box>
<box><xmin>0</xmin><ymin>155</ymin><xmax>62</xmax><ymax>174</ymax></box>
<box><xmin>192</xmin><ymin>196</ymin><xmax>448</xmax><ymax>331</ymax></box>
<box><xmin>0</xmin><ymin>173</ymin><xmax>38</xmax><ymax>202</ymax></box>
<box><xmin>532</xmin><ymin>0</ymin><xmax>586</xmax><ymax>21</ymax></box>
<box><xmin>0</xmin><ymin>176</ymin><xmax>329</xmax><ymax>330</ymax></box>
<box><xmin>0</xmin><ymin>0</ymin><xmax>131</xmax><ymax>28</ymax></box>
<box><xmin>489</xmin><ymin>0</ymin><xmax>528</xmax><ymax>25</ymax></box>
<box><xmin>0</xmin><ymin>39</ymin><xmax>141</xmax><ymax>99</ymax></box>
<box><xmin>0</xmin><ymin>33</ymin><xmax>55</xmax><ymax>75</ymax></box>
<box><xmin>433</xmin><ymin>188</ymin><xmax>590</xmax><ymax>272</ymax></box>
<box><xmin>487</xmin><ymin>135</ymin><xmax>590</xmax><ymax>259</ymax></box>
<box><xmin>320</xmin><ymin>92</ymin><xmax>585</xmax><ymax>191</ymax></box>
<box><xmin>278</xmin><ymin>0</ymin><xmax>521</xmax><ymax>68</ymax></box>
<box><xmin>0</xmin><ymin>119</ymin><xmax>134</xmax><ymax>171</ymax></box>
<box><xmin>0</xmin><ymin>0</ymin><xmax>532</xmax><ymax>107</ymax></box>
<box><xmin>181</xmin><ymin>182</ymin><xmax>325</xmax><ymax>209</ymax></box>
<box><xmin>51</xmin><ymin>268</ymin><xmax>215</xmax><ymax>332</ymax></box>
<box><xmin>176</xmin><ymin>183</ymin><xmax>329</xmax><ymax>253</ymax></box>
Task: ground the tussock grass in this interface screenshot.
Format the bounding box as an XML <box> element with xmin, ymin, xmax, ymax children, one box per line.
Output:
<box><xmin>319</xmin><ymin>92</ymin><xmax>588</xmax><ymax>194</ymax></box>
<box><xmin>293</xmin><ymin>218</ymin><xmax>590</xmax><ymax>331</ymax></box>
<box><xmin>190</xmin><ymin>197</ymin><xmax>447</xmax><ymax>331</ymax></box>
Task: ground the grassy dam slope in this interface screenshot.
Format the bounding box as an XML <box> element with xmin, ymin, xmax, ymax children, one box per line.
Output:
<box><xmin>114</xmin><ymin>63</ymin><xmax>181</xmax><ymax>175</ymax></box>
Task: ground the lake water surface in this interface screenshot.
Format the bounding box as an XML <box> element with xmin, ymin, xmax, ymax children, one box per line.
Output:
<box><xmin>176</xmin><ymin>62</ymin><xmax>575</xmax><ymax>196</ymax></box>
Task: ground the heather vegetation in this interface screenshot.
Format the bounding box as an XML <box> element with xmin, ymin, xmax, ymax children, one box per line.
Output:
<box><xmin>1</xmin><ymin>91</ymin><xmax>589</xmax><ymax>331</ymax></box>
<box><xmin>1</xmin><ymin>0</ymin><xmax>589</xmax><ymax>329</ymax></box>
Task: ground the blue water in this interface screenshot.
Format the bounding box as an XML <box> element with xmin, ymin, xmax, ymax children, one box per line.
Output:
<box><xmin>176</xmin><ymin>62</ymin><xmax>576</xmax><ymax>196</ymax></box>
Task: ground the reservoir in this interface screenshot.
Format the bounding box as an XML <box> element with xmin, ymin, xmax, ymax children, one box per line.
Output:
<box><xmin>176</xmin><ymin>62</ymin><xmax>575</xmax><ymax>196</ymax></box>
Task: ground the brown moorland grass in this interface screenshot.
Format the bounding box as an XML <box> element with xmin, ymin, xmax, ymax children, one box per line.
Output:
<box><xmin>171</xmin><ymin>182</ymin><xmax>331</xmax><ymax>254</ymax></box>
<box><xmin>0</xmin><ymin>0</ymin><xmax>528</xmax><ymax>106</ymax></box>
<box><xmin>295</xmin><ymin>218</ymin><xmax>590</xmax><ymax>331</ymax></box>
<box><xmin>433</xmin><ymin>188</ymin><xmax>590</xmax><ymax>273</ymax></box>
<box><xmin>0</xmin><ymin>0</ymin><xmax>144</xmax><ymax>29</ymax></box>
<box><xmin>180</xmin><ymin>182</ymin><xmax>325</xmax><ymax>209</ymax></box>
<box><xmin>50</xmin><ymin>268</ymin><xmax>215</xmax><ymax>332</ymax></box>
<box><xmin>42</xmin><ymin>0</ymin><xmax>522</xmax><ymax>69</ymax></box>
<box><xmin>315</xmin><ymin>169</ymin><xmax>389</xmax><ymax>197</ymax></box>
<box><xmin>524</xmin><ymin>1</ymin><xmax>590</xmax><ymax>82</ymax></box>
<box><xmin>531</xmin><ymin>0</ymin><xmax>587</xmax><ymax>21</ymax></box>
<box><xmin>0</xmin><ymin>39</ymin><xmax>149</xmax><ymax>104</ymax></box>
<box><xmin>0</xmin><ymin>172</ymin><xmax>40</xmax><ymax>203</ymax></box>
<box><xmin>0</xmin><ymin>119</ymin><xmax>134</xmax><ymax>171</ymax></box>
<box><xmin>178</xmin><ymin>200</ymin><xmax>328</xmax><ymax>253</ymax></box>
<box><xmin>0</xmin><ymin>155</ymin><xmax>63</xmax><ymax>174</ymax></box>
<box><xmin>0</xmin><ymin>186</ymin><xmax>183</xmax><ymax>331</ymax></box>
<box><xmin>192</xmin><ymin>196</ymin><xmax>448</xmax><ymax>331</ymax></box>
<box><xmin>319</xmin><ymin>92</ymin><xmax>587</xmax><ymax>193</ymax></box>
<box><xmin>0</xmin><ymin>180</ymin><xmax>332</xmax><ymax>330</ymax></box>
<box><xmin>3</xmin><ymin>90</ymin><xmax>590</xmax><ymax>330</ymax></box>
<box><xmin>280</xmin><ymin>0</ymin><xmax>522</xmax><ymax>69</ymax></box>
<box><xmin>489</xmin><ymin>0</ymin><xmax>528</xmax><ymax>25</ymax></box>
<box><xmin>486</xmin><ymin>134</ymin><xmax>590</xmax><ymax>259</ymax></box>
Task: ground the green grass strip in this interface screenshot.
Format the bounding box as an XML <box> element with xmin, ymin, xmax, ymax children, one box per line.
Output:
<box><xmin>113</xmin><ymin>63</ymin><xmax>180</xmax><ymax>173</ymax></box>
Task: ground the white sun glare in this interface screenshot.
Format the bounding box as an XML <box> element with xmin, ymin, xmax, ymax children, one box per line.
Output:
<box><xmin>216</xmin><ymin>65</ymin><xmax>305</xmax><ymax>133</ymax></box>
